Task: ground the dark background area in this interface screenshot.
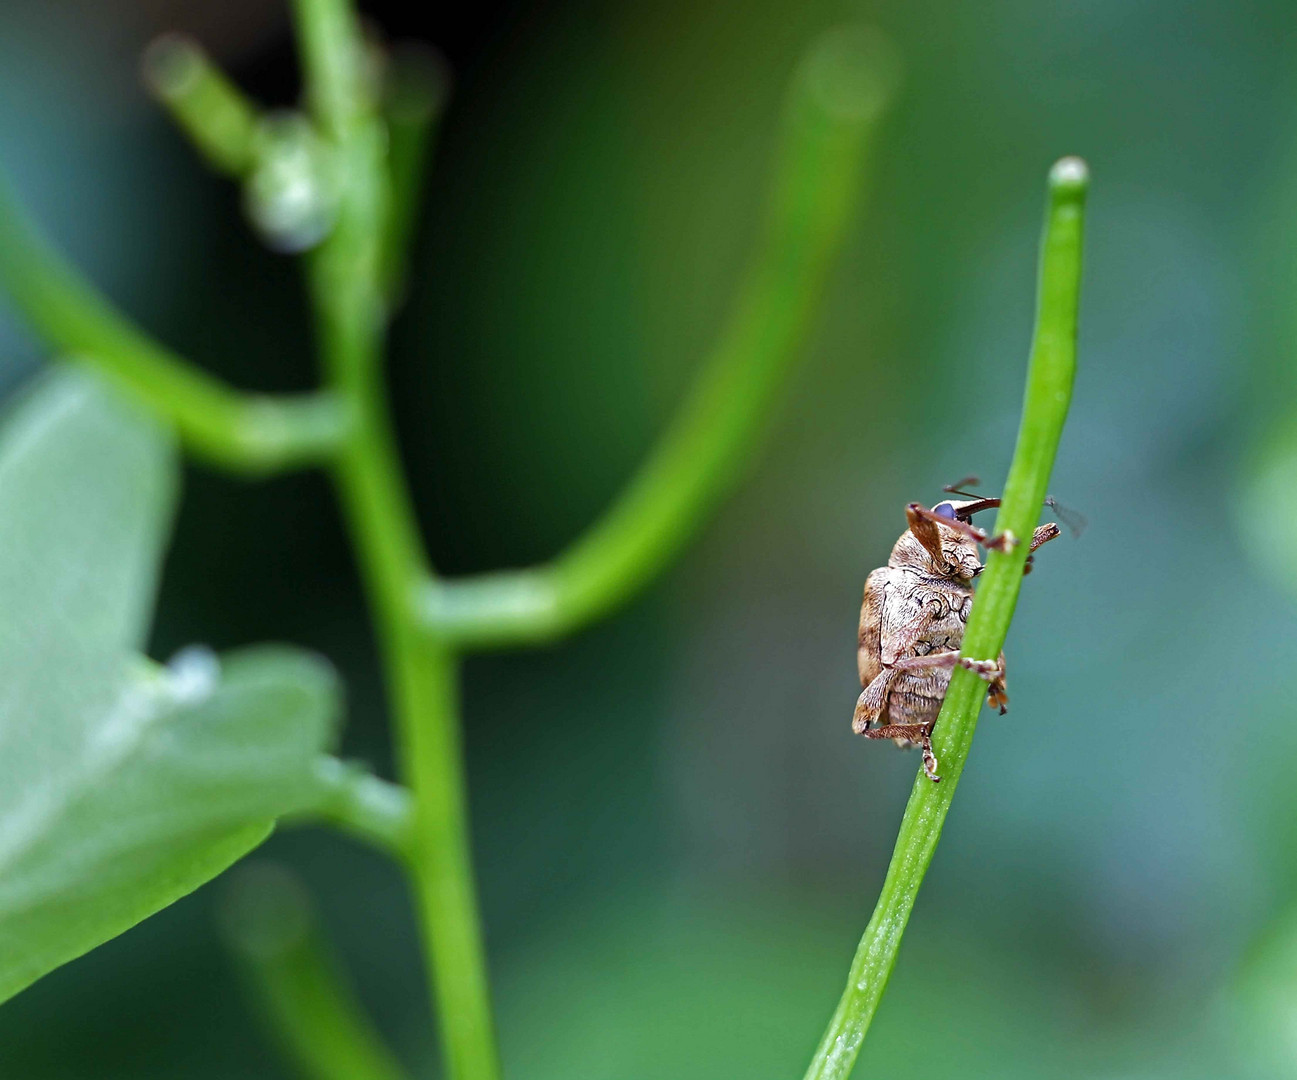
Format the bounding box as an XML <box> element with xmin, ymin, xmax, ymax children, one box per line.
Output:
<box><xmin>4</xmin><ymin>1</ymin><xmax>1297</xmax><ymax>1077</ymax></box>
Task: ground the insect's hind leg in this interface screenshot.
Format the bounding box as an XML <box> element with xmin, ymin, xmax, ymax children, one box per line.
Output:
<box><xmin>863</xmin><ymin>722</ymin><xmax>940</xmax><ymax>782</ymax></box>
<box><xmin>853</xmin><ymin>668</ymin><xmax>897</xmax><ymax>734</ymax></box>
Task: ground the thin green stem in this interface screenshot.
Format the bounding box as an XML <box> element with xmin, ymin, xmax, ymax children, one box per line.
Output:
<box><xmin>290</xmin><ymin>3</ymin><xmax>500</xmax><ymax>1078</ymax></box>
<box><xmin>328</xmin><ymin>395</ymin><xmax>499</xmax><ymax>1079</ymax></box>
<box><xmin>0</xmin><ymin>178</ymin><xmax>348</xmax><ymax>473</ymax></box>
<box><xmin>802</xmin><ymin>157</ymin><xmax>1088</xmax><ymax>1080</ymax></box>
<box><xmin>419</xmin><ymin>27</ymin><xmax>899</xmax><ymax>650</ymax></box>
<box><xmin>142</xmin><ymin>34</ymin><xmax>260</xmax><ymax>177</ymax></box>
<box><xmin>386</xmin><ymin>638</ymin><xmax>499</xmax><ymax>1080</ymax></box>
<box><xmin>379</xmin><ymin>44</ymin><xmax>448</xmax><ymax>306</ymax></box>
<box><xmin>290</xmin><ymin>0</ymin><xmax>367</xmax><ymax>139</ymax></box>
<box><xmin>223</xmin><ymin>865</ymin><xmax>410</xmax><ymax>1080</ymax></box>
<box><xmin>298</xmin><ymin>757</ymin><xmax>414</xmax><ymax>857</ymax></box>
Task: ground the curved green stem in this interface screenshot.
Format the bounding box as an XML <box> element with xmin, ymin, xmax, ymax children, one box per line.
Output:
<box><xmin>418</xmin><ymin>27</ymin><xmax>898</xmax><ymax>650</ymax></box>
<box><xmin>0</xmin><ymin>178</ymin><xmax>348</xmax><ymax>473</ymax></box>
<box><xmin>223</xmin><ymin>865</ymin><xmax>410</xmax><ymax>1080</ymax></box>
<box><xmin>802</xmin><ymin>157</ymin><xmax>1088</xmax><ymax>1080</ymax></box>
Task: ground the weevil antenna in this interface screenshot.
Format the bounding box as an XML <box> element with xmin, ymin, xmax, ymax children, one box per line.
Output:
<box><xmin>942</xmin><ymin>476</ymin><xmax>982</xmax><ymax>499</ymax></box>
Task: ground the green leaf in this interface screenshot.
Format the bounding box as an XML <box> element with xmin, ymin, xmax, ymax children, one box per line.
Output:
<box><xmin>0</xmin><ymin>370</ymin><xmax>341</xmax><ymax>1003</ymax></box>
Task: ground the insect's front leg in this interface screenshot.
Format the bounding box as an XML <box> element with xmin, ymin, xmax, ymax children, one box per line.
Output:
<box><xmin>1031</xmin><ymin>523</ymin><xmax>1060</xmax><ymax>551</ymax></box>
<box><xmin>907</xmin><ymin>503</ymin><xmax>1018</xmax><ymax>553</ymax></box>
<box><xmin>1023</xmin><ymin>523</ymin><xmax>1060</xmax><ymax>575</ymax></box>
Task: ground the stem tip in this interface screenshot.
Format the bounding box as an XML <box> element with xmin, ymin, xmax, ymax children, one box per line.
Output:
<box><xmin>799</xmin><ymin>25</ymin><xmax>901</xmax><ymax>125</ymax></box>
<box><xmin>1049</xmin><ymin>156</ymin><xmax>1089</xmax><ymax>200</ymax></box>
<box><xmin>218</xmin><ymin>862</ymin><xmax>311</xmax><ymax>962</ymax></box>
<box><xmin>141</xmin><ymin>32</ymin><xmax>205</xmax><ymax>100</ymax></box>
<box><xmin>385</xmin><ymin>42</ymin><xmax>452</xmax><ymax>121</ymax></box>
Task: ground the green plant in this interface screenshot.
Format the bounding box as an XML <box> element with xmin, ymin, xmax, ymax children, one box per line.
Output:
<box><xmin>0</xmin><ymin>2</ymin><xmax>895</xmax><ymax>1077</ymax></box>
<box><xmin>803</xmin><ymin>156</ymin><xmax>1088</xmax><ymax>1080</ymax></box>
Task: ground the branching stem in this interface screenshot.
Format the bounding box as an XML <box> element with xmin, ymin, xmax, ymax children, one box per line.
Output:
<box><xmin>802</xmin><ymin>156</ymin><xmax>1088</xmax><ymax>1080</ymax></box>
<box><xmin>289</xmin><ymin>1</ymin><xmax>500</xmax><ymax>1077</ymax></box>
<box><xmin>0</xmin><ymin>178</ymin><xmax>348</xmax><ymax>474</ymax></box>
<box><xmin>300</xmin><ymin>758</ymin><xmax>414</xmax><ymax>857</ymax></box>
<box><xmin>143</xmin><ymin>34</ymin><xmax>261</xmax><ymax>177</ymax></box>
<box><xmin>0</xmin><ymin>9</ymin><xmax>902</xmax><ymax>1080</ymax></box>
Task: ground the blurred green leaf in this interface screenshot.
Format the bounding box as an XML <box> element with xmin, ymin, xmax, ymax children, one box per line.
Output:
<box><xmin>1236</xmin><ymin>417</ymin><xmax>1297</xmax><ymax>598</ymax></box>
<box><xmin>1229</xmin><ymin>902</ymin><xmax>1297</xmax><ymax>1078</ymax></box>
<box><xmin>0</xmin><ymin>370</ymin><xmax>340</xmax><ymax>1004</ymax></box>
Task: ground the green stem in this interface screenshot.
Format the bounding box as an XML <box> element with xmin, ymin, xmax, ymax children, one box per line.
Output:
<box><xmin>418</xmin><ymin>27</ymin><xmax>898</xmax><ymax>650</ymax></box>
<box><xmin>290</xmin><ymin>3</ymin><xmax>500</xmax><ymax>1077</ymax></box>
<box><xmin>142</xmin><ymin>33</ymin><xmax>261</xmax><ymax>177</ymax></box>
<box><xmin>223</xmin><ymin>864</ymin><xmax>410</xmax><ymax>1080</ymax></box>
<box><xmin>327</xmin><ymin>367</ymin><xmax>499</xmax><ymax>1079</ymax></box>
<box><xmin>0</xmin><ymin>177</ymin><xmax>347</xmax><ymax>474</ymax></box>
<box><xmin>299</xmin><ymin>757</ymin><xmax>414</xmax><ymax>857</ymax></box>
<box><xmin>290</xmin><ymin>0</ymin><xmax>366</xmax><ymax>139</ymax></box>
<box><xmin>802</xmin><ymin>157</ymin><xmax>1088</xmax><ymax>1080</ymax></box>
<box><xmin>379</xmin><ymin>44</ymin><xmax>448</xmax><ymax>306</ymax></box>
<box><xmin>387</xmin><ymin>638</ymin><xmax>499</xmax><ymax>1080</ymax></box>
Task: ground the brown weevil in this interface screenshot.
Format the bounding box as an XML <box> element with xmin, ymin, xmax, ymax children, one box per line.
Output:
<box><xmin>854</xmin><ymin>483</ymin><xmax>1061</xmax><ymax>781</ymax></box>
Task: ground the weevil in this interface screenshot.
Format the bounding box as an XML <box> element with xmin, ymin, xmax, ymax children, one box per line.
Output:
<box><xmin>854</xmin><ymin>486</ymin><xmax>1061</xmax><ymax>782</ymax></box>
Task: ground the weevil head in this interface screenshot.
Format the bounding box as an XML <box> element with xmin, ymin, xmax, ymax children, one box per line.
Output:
<box><xmin>891</xmin><ymin>499</ymin><xmax>985</xmax><ymax>582</ymax></box>
<box><xmin>933</xmin><ymin>500</ymin><xmax>988</xmax><ymax>581</ymax></box>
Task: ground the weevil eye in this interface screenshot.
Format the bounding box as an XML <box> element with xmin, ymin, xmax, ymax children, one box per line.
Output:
<box><xmin>932</xmin><ymin>501</ymin><xmax>957</xmax><ymax>520</ymax></box>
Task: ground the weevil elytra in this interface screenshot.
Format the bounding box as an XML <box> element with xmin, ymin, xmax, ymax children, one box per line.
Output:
<box><xmin>854</xmin><ymin>485</ymin><xmax>1060</xmax><ymax>782</ymax></box>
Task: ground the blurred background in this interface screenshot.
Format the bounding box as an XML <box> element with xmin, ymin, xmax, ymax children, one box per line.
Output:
<box><xmin>2</xmin><ymin>0</ymin><xmax>1297</xmax><ymax>1076</ymax></box>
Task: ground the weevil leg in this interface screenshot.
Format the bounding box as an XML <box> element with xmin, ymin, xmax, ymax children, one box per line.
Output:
<box><xmin>904</xmin><ymin>503</ymin><xmax>949</xmax><ymax>565</ymax></box>
<box><xmin>985</xmin><ymin>650</ymin><xmax>1009</xmax><ymax>714</ymax></box>
<box><xmin>853</xmin><ymin>668</ymin><xmax>897</xmax><ymax>734</ymax></box>
<box><xmin>910</xmin><ymin>504</ymin><xmax>1065</xmax><ymax>559</ymax></box>
<box><xmin>1023</xmin><ymin>523</ymin><xmax>1060</xmax><ymax>576</ymax></box>
<box><xmin>893</xmin><ymin>650</ymin><xmax>1005</xmax><ymax>684</ymax></box>
<box><xmin>1030</xmin><ymin>522</ymin><xmax>1061</xmax><ymax>552</ymax></box>
<box><xmin>907</xmin><ymin>503</ymin><xmax>1018</xmax><ymax>553</ymax></box>
<box><xmin>862</xmin><ymin>722</ymin><xmax>940</xmax><ymax>782</ymax></box>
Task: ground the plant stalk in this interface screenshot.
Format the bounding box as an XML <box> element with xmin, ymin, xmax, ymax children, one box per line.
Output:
<box><xmin>290</xmin><ymin>1</ymin><xmax>500</xmax><ymax>1077</ymax></box>
<box><xmin>223</xmin><ymin>865</ymin><xmax>411</xmax><ymax>1080</ymax></box>
<box><xmin>0</xmin><ymin>178</ymin><xmax>347</xmax><ymax>474</ymax></box>
<box><xmin>802</xmin><ymin>156</ymin><xmax>1088</xmax><ymax>1080</ymax></box>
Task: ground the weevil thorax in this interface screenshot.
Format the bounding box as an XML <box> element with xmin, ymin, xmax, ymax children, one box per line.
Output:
<box><xmin>889</xmin><ymin>523</ymin><xmax>983</xmax><ymax>584</ymax></box>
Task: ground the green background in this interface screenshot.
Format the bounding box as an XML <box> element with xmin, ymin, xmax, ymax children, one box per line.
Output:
<box><xmin>1</xmin><ymin>0</ymin><xmax>1295</xmax><ymax>1076</ymax></box>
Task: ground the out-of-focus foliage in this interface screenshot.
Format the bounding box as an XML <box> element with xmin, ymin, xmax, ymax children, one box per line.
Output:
<box><xmin>2</xmin><ymin>0</ymin><xmax>1297</xmax><ymax>1077</ymax></box>
<box><xmin>0</xmin><ymin>370</ymin><xmax>339</xmax><ymax>1005</ymax></box>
